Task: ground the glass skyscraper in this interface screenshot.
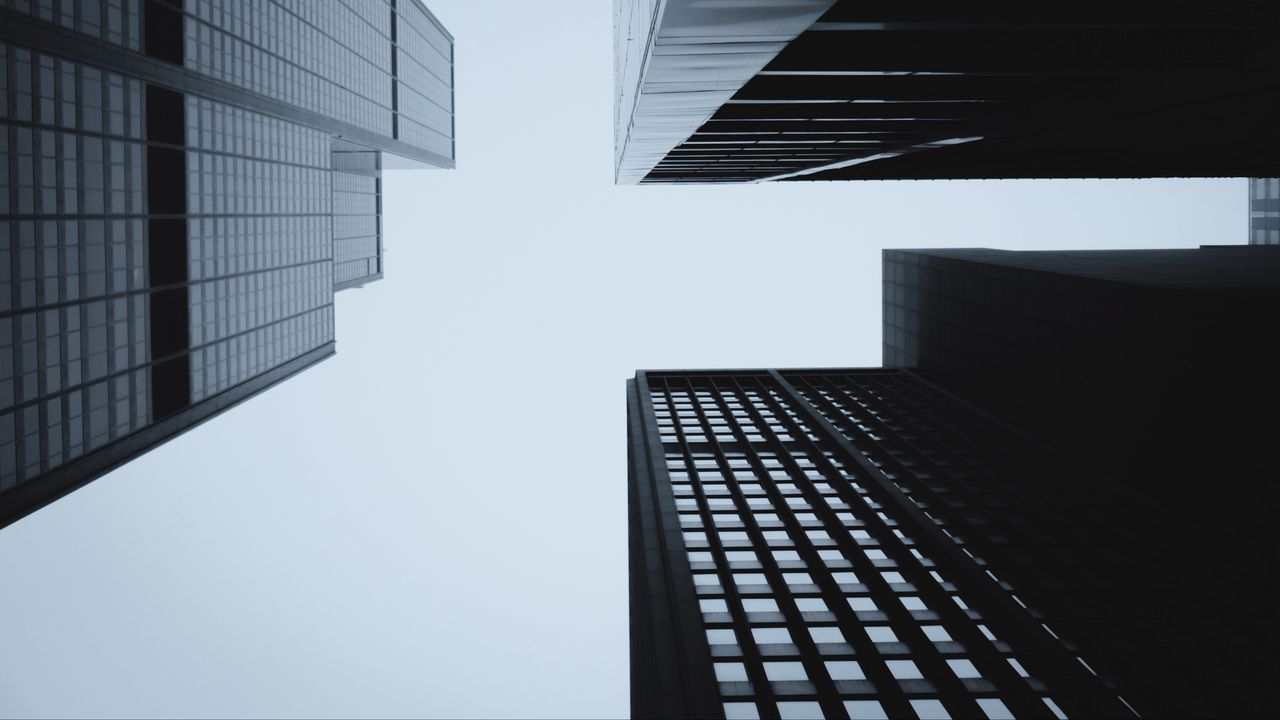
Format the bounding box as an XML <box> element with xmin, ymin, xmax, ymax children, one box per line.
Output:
<box><xmin>0</xmin><ymin>0</ymin><xmax>454</xmax><ymax>527</ymax></box>
<box><xmin>614</xmin><ymin>2</ymin><xmax>1280</xmax><ymax>184</ymax></box>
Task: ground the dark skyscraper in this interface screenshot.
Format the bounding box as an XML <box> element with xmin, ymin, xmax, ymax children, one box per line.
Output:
<box><xmin>630</xmin><ymin>363</ymin><xmax>1279</xmax><ymax>719</ymax></box>
<box><xmin>614</xmin><ymin>2</ymin><xmax>1280</xmax><ymax>184</ymax></box>
<box><xmin>629</xmin><ymin>369</ymin><xmax>1143</xmax><ymax>720</ymax></box>
<box><xmin>1249</xmin><ymin>178</ymin><xmax>1280</xmax><ymax>245</ymax></box>
<box><xmin>881</xmin><ymin>245</ymin><xmax>1280</xmax><ymax>718</ymax></box>
<box><xmin>1</xmin><ymin>1</ymin><xmax>454</xmax><ymax>528</ymax></box>
<box><xmin>882</xmin><ymin>245</ymin><xmax>1280</xmax><ymax>484</ymax></box>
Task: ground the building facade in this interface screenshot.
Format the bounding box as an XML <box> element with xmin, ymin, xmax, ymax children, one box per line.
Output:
<box><xmin>614</xmin><ymin>2</ymin><xmax>1280</xmax><ymax>184</ymax></box>
<box><xmin>1</xmin><ymin>0</ymin><xmax>454</xmax><ymax>528</ymax></box>
<box><xmin>1249</xmin><ymin>178</ymin><xmax>1280</xmax><ymax>244</ymax></box>
<box><xmin>882</xmin><ymin>246</ymin><xmax>1280</xmax><ymax>480</ymax></box>
<box><xmin>881</xmin><ymin>246</ymin><xmax>1280</xmax><ymax>718</ymax></box>
<box><xmin>629</xmin><ymin>369</ymin><xmax>1146</xmax><ymax>720</ymax></box>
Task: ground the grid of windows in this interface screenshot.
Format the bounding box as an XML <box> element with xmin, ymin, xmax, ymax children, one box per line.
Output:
<box><xmin>782</xmin><ymin>371</ymin><xmax>1138</xmax><ymax>716</ymax></box>
<box><xmin>2</xmin><ymin>0</ymin><xmax>453</xmax><ymax>527</ymax></box>
<box><xmin>877</xmin><ymin>247</ymin><xmax>1280</xmax><ymax>717</ymax></box>
<box><xmin>332</xmin><ymin>170</ymin><xmax>379</xmax><ymax>287</ymax></box>
<box><xmin>182</xmin><ymin>96</ymin><xmax>334</xmax><ymax>401</ymax></box>
<box><xmin>1</xmin><ymin>0</ymin><xmax>143</xmax><ymax>51</ymax></box>
<box><xmin>184</xmin><ymin>0</ymin><xmax>394</xmax><ymax>135</ymax></box>
<box><xmin>2</xmin><ymin>42</ymin><xmax>150</xmax><ymax>491</ymax></box>
<box><xmin>394</xmin><ymin>0</ymin><xmax>453</xmax><ymax>157</ymax></box>
<box><xmin>644</xmin><ymin>372</ymin><xmax>1083</xmax><ymax>720</ymax></box>
<box><xmin>1249</xmin><ymin>178</ymin><xmax>1280</xmax><ymax>245</ymax></box>
<box><xmin>190</xmin><ymin>303</ymin><xmax>331</xmax><ymax>402</ymax></box>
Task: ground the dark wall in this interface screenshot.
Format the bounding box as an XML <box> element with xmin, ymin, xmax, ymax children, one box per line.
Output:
<box><xmin>883</xmin><ymin>248</ymin><xmax>1280</xmax><ymax>717</ymax></box>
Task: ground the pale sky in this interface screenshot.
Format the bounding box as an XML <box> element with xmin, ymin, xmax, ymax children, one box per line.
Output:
<box><xmin>0</xmin><ymin>1</ymin><xmax>1246</xmax><ymax>718</ymax></box>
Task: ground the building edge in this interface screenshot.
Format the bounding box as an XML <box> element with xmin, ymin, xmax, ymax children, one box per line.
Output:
<box><xmin>0</xmin><ymin>344</ymin><xmax>335</xmax><ymax>530</ymax></box>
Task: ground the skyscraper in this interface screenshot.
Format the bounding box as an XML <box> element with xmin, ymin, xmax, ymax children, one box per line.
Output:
<box><xmin>882</xmin><ymin>245</ymin><xmax>1280</xmax><ymax>483</ymax></box>
<box><xmin>630</xmin><ymin>363</ymin><xmax>1279</xmax><ymax>719</ymax></box>
<box><xmin>0</xmin><ymin>0</ymin><xmax>455</xmax><ymax>528</ymax></box>
<box><xmin>881</xmin><ymin>245</ymin><xmax>1280</xmax><ymax>718</ymax></box>
<box><xmin>1249</xmin><ymin>178</ymin><xmax>1280</xmax><ymax>244</ymax></box>
<box><xmin>614</xmin><ymin>2</ymin><xmax>1280</xmax><ymax>184</ymax></box>
<box><xmin>629</xmin><ymin>369</ymin><xmax>1140</xmax><ymax>720</ymax></box>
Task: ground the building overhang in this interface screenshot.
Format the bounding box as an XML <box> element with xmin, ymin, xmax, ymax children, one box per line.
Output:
<box><xmin>613</xmin><ymin>0</ymin><xmax>837</xmax><ymax>184</ymax></box>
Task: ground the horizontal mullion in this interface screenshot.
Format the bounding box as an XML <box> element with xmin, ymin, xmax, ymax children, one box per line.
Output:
<box><xmin>734</xmin><ymin>75</ymin><xmax>1110</xmax><ymax>103</ymax></box>
<box><xmin>712</xmin><ymin>101</ymin><xmax>1027</xmax><ymax>120</ymax></box>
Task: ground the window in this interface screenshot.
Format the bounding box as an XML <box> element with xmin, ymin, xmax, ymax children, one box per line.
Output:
<box><xmin>795</xmin><ymin>598</ymin><xmax>828</xmax><ymax>613</ymax></box>
<box><xmin>977</xmin><ymin>699</ymin><xmax>1014</xmax><ymax>720</ymax></box>
<box><xmin>777</xmin><ymin>701</ymin><xmax>823</xmax><ymax>720</ymax></box>
<box><xmin>743</xmin><ymin>598</ymin><xmax>779</xmax><ymax>614</ymax></box>
<box><xmin>707</xmin><ymin>629</ymin><xmax>737</xmax><ymax>645</ymax></box>
<box><xmin>809</xmin><ymin>626</ymin><xmax>845</xmax><ymax>644</ymax></box>
<box><xmin>714</xmin><ymin>662</ymin><xmax>749</xmax><ymax>682</ymax></box>
<box><xmin>723</xmin><ymin>702</ymin><xmax>760</xmax><ymax>720</ymax></box>
<box><xmin>922</xmin><ymin>626</ymin><xmax>952</xmax><ymax>643</ymax></box>
<box><xmin>845</xmin><ymin>700</ymin><xmax>889</xmax><ymax>720</ymax></box>
<box><xmin>763</xmin><ymin>661</ymin><xmax>807</xmax><ymax>682</ymax></box>
<box><xmin>901</xmin><ymin>596</ymin><xmax>928</xmax><ymax>611</ymax></box>
<box><xmin>848</xmin><ymin>597</ymin><xmax>878</xmax><ymax>612</ymax></box>
<box><xmin>909</xmin><ymin>699</ymin><xmax>950</xmax><ymax>720</ymax></box>
<box><xmin>1043</xmin><ymin>698</ymin><xmax>1068</xmax><ymax>720</ymax></box>
<box><xmin>866</xmin><ymin>626</ymin><xmax>897</xmax><ymax>643</ymax></box>
<box><xmin>752</xmin><ymin>627</ymin><xmax>793</xmax><ymax>645</ymax></box>
<box><xmin>946</xmin><ymin>659</ymin><xmax>981</xmax><ymax>679</ymax></box>
<box><xmin>825</xmin><ymin>660</ymin><xmax>865</xmax><ymax>680</ymax></box>
<box><xmin>700</xmin><ymin>599</ymin><xmax>728</xmax><ymax>614</ymax></box>
<box><xmin>886</xmin><ymin>660</ymin><xmax>922</xmax><ymax>680</ymax></box>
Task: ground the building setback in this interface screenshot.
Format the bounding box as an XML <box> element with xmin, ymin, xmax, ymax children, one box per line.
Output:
<box><xmin>0</xmin><ymin>0</ymin><xmax>455</xmax><ymax>528</ymax></box>
<box><xmin>630</xmin><ymin>369</ymin><xmax>1146</xmax><ymax>720</ymax></box>
<box><xmin>882</xmin><ymin>245</ymin><xmax>1280</xmax><ymax>718</ymax></box>
<box><xmin>614</xmin><ymin>2</ymin><xmax>1280</xmax><ymax>184</ymax></box>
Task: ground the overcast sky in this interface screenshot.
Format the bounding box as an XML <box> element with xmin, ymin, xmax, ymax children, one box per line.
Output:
<box><xmin>0</xmin><ymin>2</ymin><xmax>1246</xmax><ymax>718</ymax></box>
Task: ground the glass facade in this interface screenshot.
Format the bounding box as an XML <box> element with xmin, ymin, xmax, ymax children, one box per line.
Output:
<box><xmin>1249</xmin><ymin>178</ymin><xmax>1280</xmax><ymax>245</ymax></box>
<box><xmin>1</xmin><ymin>0</ymin><xmax>454</xmax><ymax>526</ymax></box>
<box><xmin>614</xmin><ymin>3</ymin><xmax>1280</xmax><ymax>184</ymax></box>
<box><xmin>629</xmin><ymin>370</ymin><xmax>1135</xmax><ymax>720</ymax></box>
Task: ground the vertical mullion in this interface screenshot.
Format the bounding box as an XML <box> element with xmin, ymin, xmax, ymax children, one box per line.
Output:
<box><xmin>867</xmin><ymin>372</ymin><xmax>1158</xmax><ymax>699</ymax></box>
<box><xmin>855</xmin><ymin>373</ymin><xmax>1027</xmax><ymax>494</ymax></box>
<box><xmin>832</xmin><ymin>373</ymin><xmax>1090</xmax><ymax>605</ymax></box>
<box><xmin>770</xmin><ymin>370</ymin><xmax>1130</xmax><ymax>719</ymax></box>
<box><xmin>631</xmin><ymin>374</ymin><xmax>721</xmax><ymax>719</ymax></box>
<box><xmin>690</xmin><ymin>376</ymin><xmax>847</xmax><ymax>720</ymax></box>
<box><xmin>881</xmin><ymin>371</ymin><xmax>1049</xmax><ymax>475</ymax></box>
<box><xmin>797</xmin><ymin>373</ymin><xmax>1055</xmax><ymax>719</ymax></box>
<box><xmin>742</xmin><ymin>375</ymin><xmax>996</xmax><ymax>720</ymax></box>
<box><xmin>719</xmin><ymin>375</ymin><xmax>921</xmax><ymax>720</ymax></box>
<box><xmin>661</xmin><ymin>376</ymin><xmax>778</xmax><ymax>720</ymax></box>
